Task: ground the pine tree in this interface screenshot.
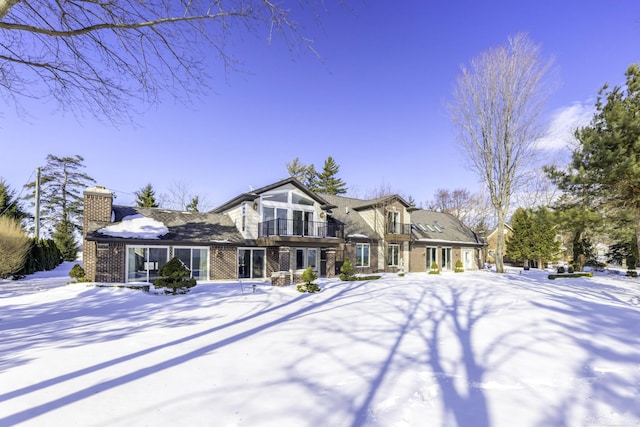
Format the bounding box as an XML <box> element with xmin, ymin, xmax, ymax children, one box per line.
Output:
<box><xmin>0</xmin><ymin>179</ymin><xmax>28</xmax><ymax>221</ymax></box>
<box><xmin>135</xmin><ymin>184</ymin><xmax>159</xmax><ymax>208</ymax></box>
<box><xmin>315</xmin><ymin>156</ymin><xmax>347</xmax><ymax>195</ymax></box>
<box><xmin>507</xmin><ymin>208</ymin><xmax>560</xmax><ymax>268</ymax></box>
<box><xmin>546</xmin><ymin>64</ymin><xmax>640</xmax><ymax>264</ymax></box>
<box><xmin>286</xmin><ymin>157</ymin><xmax>318</xmax><ymax>190</ymax></box>
<box><xmin>23</xmin><ymin>154</ymin><xmax>95</xmax><ymax>243</ymax></box>
<box><xmin>52</xmin><ymin>219</ymin><xmax>78</xmax><ymax>261</ymax></box>
<box><xmin>186</xmin><ymin>196</ymin><xmax>199</xmax><ymax>212</ymax></box>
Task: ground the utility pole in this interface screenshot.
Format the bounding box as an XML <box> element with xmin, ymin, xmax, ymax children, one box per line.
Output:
<box><xmin>34</xmin><ymin>167</ymin><xmax>40</xmax><ymax>240</ymax></box>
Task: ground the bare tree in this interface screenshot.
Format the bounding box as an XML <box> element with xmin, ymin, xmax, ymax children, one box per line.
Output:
<box><xmin>428</xmin><ymin>188</ymin><xmax>490</xmax><ymax>232</ymax></box>
<box><xmin>449</xmin><ymin>33</ymin><xmax>553</xmax><ymax>273</ymax></box>
<box><xmin>166</xmin><ymin>180</ymin><xmax>209</xmax><ymax>211</ymax></box>
<box><xmin>0</xmin><ymin>1</ymin><xmax>326</xmax><ymax>123</ymax></box>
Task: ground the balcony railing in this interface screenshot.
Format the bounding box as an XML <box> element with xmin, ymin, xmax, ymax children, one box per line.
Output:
<box><xmin>386</xmin><ymin>223</ymin><xmax>412</xmax><ymax>235</ymax></box>
<box><xmin>259</xmin><ymin>219</ymin><xmax>344</xmax><ymax>239</ymax></box>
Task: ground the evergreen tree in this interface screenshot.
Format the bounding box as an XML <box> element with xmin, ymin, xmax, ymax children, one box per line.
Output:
<box><xmin>52</xmin><ymin>219</ymin><xmax>78</xmax><ymax>261</ymax></box>
<box><xmin>286</xmin><ymin>157</ymin><xmax>318</xmax><ymax>190</ymax></box>
<box><xmin>0</xmin><ymin>178</ymin><xmax>28</xmax><ymax>221</ymax></box>
<box><xmin>507</xmin><ymin>208</ymin><xmax>560</xmax><ymax>268</ymax></box>
<box><xmin>186</xmin><ymin>196</ymin><xmax>199</xmax><ymax>212</ymax></box>
<box><xmin>135</xmin><ymin>184</ymin><xmax>159</xmax><ymax>208</ymax></box>
<box><xmin>315</xmin><ymin>156</ymin><xmax>347</xmax><ymax>195</ymax></box>
<box><xmin>23</xmin><ymin>155</ymin><xmax>95</xmax><ymax>248</ymax></box>
<box><xmin>546</xmin><ymin>64</ymin><xmax>640</xmax><ymax>263</ymax></box>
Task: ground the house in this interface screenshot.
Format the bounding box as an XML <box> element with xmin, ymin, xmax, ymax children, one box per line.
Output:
<box><xmin>485</xmin><ymin>223</ymin><xmax>514</xmax><ymax>265</ymax></box>
<box><xmin>82</xmin><ymin>178</ymin><xmax>485</xmax><ymax>284</ymax></box>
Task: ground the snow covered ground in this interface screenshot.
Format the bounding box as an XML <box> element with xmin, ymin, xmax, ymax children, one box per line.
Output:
<box><xmin>1</xmin><ymin>264</ymin><xmax>639</xmax><ymax>427</ymax></box>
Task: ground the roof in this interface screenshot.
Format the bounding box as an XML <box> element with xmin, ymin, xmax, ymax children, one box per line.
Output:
<box><xmin>211</xmin><ymin>177</ymin><xmax>336</xmax><ymax>213</ymax></box>
<box><xmin>410</xmin><ymin>209</ymin><xmax>484</xmax><ymax>246</ymax></box>
<box><xmin>318</xmin><ymin>193</ymin><xmax>379</xmax><ymax>240</ymax></box>
<box><xmin>85</xmin><ymin>205</ymin><xmax>244</xmax><ymax>244</ymax></box>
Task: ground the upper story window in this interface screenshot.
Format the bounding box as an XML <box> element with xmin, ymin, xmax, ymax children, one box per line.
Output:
<box><xmin>263</xmin><ymin>192</ymin><xmax>289</xmax><ymax>203</ymax></box>
<box><xmin>387</xmin><ymin>210</ymin><xmax>400</xmax><ymax>234</ymax></box>
<box><xmin>291</xmin><ymin>193</ymin><xmax>314</xmax><ymax>206</ymax></box>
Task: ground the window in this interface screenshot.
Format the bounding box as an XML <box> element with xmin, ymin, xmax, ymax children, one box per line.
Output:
<box><xmin>291</xmin><ymin>193</ymin><xmax>314</xmax><ymax>205</ymax></box>
<box><xmin>387</xmin><ymin>244</ymin><xmax>400</xmax><ymax>266</ymax></box>
<box><xmin>441</xmin><ymin>247</ymin><xmax>452</xmax><ymax>271</ymax></box>
<box><xmin>174</xmin><ymin>247</ymin><xmax>209</xmax><ymax>280</ymax></box>
<box><xmin>387</xmin><ymin>211</ymin><xmax>400</xmax><ymax>234</ymax></box>
<box><xmin>238</xmin><ymin>248</ymin><xmax>265</xmax><ymax>279</ymax></box>
<box><xmin>356</xmin><ymin>243</ymin><xmax>370</xmax><ymax>267</ymax></box>
<box><xmin>295</xmin><ymin>248</ymin><xmax>318</xmax><ymax>270</ymax></box>
<box><xmin>126</xmin><ymin>246</ymin><xmax>169</xmax><ymax>283</ymax></box>
<box><xmin>426</xmin><ymin>247</ymin><xmax>437</xmax><ymax>270</ymax></box>
<box><xmin>263</xmin><ymin>207</ymin><xmax>287</xmax><ymax>235</ymax></box>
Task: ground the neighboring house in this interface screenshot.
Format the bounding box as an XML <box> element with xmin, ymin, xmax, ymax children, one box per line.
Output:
<box><xmin>83</xmin><ymin>178</ymin><xmax>485</xmax><ymax>284</ymax></box>
<box><xmin>485</xmin><ymin>224</ymin><xmax>514</xmax><ymax>265</ymax></box>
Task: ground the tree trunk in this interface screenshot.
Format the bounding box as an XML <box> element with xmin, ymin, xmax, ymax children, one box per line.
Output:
<box><xmin>495</xmin><ymin>215</ymin><xmax>506</xmax><ymax>273</ymax></box>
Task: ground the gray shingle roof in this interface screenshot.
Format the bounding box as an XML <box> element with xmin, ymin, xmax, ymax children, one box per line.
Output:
<box><xmin>410</xmin><ymin>209</ymin><xmax>483</xmax><ymax>246</ymax></box>
<box><xmin>318</xmin><ymin>193</ymin><xmax>379</xmax><ymax>239</ymax></box>
<box><xmin>86</xmin><ymin>206</ymin><xmax>244</xmax><ymax>244</ymax></box>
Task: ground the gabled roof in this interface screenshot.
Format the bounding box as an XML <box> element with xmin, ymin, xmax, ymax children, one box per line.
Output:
<box><xmin>410</xmin><ymin>210</ymin><xmax>484</xmax><ymax>246</ymax></box>
<box><xmin>349</xmin><ymin>194</ymin><xmax>416</xmax><ymax>211</ymax></box>
<box><xmin>318</xmin><ymin>193</ymin><xmax>379</xmax><ymax>240</ymax></box>
<box><xmin>211</xmin><ymin>177</ymin><xmax>336</xmax><ymax>213</ymax></box>
<box><xmin>85</xmin><ymin>205</ymin><xmax>244</xmax><ymax>244</ymax></box>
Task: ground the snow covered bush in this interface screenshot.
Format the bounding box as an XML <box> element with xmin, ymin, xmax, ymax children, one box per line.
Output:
<box><xmin>153</xmin><ymin>257</ymin><xmax>196</xmax><ymax>294</ymax></box>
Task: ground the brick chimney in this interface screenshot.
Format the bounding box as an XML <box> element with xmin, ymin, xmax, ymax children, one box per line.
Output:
<box><xmin>83</xmin><ymin>186</ymin><xmax>113</xmax><ymax>281</ymax></box>
<box><xmin>83</xmin><ymin>186</ymin><xmax>113</xmax><ymax>235</ymax></box>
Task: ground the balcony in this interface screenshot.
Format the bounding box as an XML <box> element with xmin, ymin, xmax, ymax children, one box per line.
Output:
<box><xmin>386</xmin><ymin>223</ymin><xmax>412</xmax><ymax>235</ymax></box>
<box><xmin>259</xmin><ymin>219</ymin><xmax>344</xmax><ymax>239</ymax></box>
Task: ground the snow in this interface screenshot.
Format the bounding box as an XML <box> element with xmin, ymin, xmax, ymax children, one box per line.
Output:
<box><xmin>98</xmin><ymin>214</ymin><xmax>168</xmax><ymax>239</ymax></box>
<box><xmin>1</xmin><ymin>265</ymin><xmax>639</xmax><ymax>427</ymax></box>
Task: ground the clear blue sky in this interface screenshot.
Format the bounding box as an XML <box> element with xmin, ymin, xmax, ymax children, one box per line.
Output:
<box><xmin>2</xmin><ymin>0</ymin><xmax>639</xmax><ymax>210</ymax></box>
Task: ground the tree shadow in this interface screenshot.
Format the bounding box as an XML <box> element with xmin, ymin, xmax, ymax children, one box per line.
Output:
<box><xmin>0</xmin><ymin>280</ymin><xmax>372</xmax><ymax>426</ymax></box>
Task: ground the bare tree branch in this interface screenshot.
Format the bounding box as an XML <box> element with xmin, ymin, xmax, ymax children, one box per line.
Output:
<box><xmin>0</xmin><ymin>0</ymin><xmax>327</xmax><ymax>123</ymax></box>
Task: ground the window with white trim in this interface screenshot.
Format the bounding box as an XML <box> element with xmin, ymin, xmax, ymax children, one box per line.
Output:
<box><xmin>387</xmin><ymin>243</ymin><xmax>400</xmax><ymax>266</ymax></box>
<box><xmin>356</xmin><ymin>243</ymin><xmax>370</xmax><ymax>267</ymax></box>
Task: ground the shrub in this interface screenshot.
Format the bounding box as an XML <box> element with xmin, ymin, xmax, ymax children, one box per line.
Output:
<box><xmin>20</xmin><ymin>238</ymin><xmax>62</xmax><ymax>275</ymax></box>
<box><xmin>548</xmin><ymin>272</ymin><xmax>593</xmax><ymax>280</ymax></box>
<box><xmin>454</xmin><ymin>259</ymin><xmax>464</xmax><ymax>273</ymax></box>
<box><xmin>354</xmin><ymin>275</ymin><xmax>382</xmax><ymax>281</ymax></box>
<box><xmin>339</xmin><ymin>258</ymin><xmax>355</xmax><ymax>281</ymax></box>
<box><xmin>627</xmin><ymin>270</ymin><xmax>638</xmax><ymax>278</ymax></box>
<box><xmin>557</xmin><ymin>266</ymin><xmax>565</xmax><ymax>274</ymax></box>
<box><xmin>297</xmin><ymin>267</ymin><xmax>320</xmax><ymax>293</ymax></box>
<box><xmin>153</xmin><ymin>257</ymin><xmax>197</xmax><ymax>294</ymax></box>
<box><xmin>68</xmin><ymin>263</ymin><xmax>90</xmax><ymax>283</ymax></box>
<box><xmin>429</xmin><ymin>261</ymin><xmax>440</xmax><ymax>275</ymax></box>
<box><xmin>0</xmin><ymin>217</ymin><xmax>31</xmax><ymax>278</ymax></box>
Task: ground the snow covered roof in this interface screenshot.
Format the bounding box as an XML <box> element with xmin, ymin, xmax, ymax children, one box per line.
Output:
<box><xmin>98</xmin><ymin>214</ymin><xmax>168</xmax><ymax>239</ymax></box>
<box><xmin>86</xmin><ymin>206</ymin><xmax>244</xmax><ymax>244</ymax></box>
